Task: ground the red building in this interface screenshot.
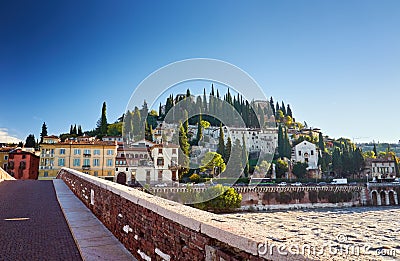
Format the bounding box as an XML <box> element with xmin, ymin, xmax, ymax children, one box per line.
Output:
<box><xmin>7</xmin><ymin>148</ymin><xmax>40</xmax><ymax>179</ymax></box>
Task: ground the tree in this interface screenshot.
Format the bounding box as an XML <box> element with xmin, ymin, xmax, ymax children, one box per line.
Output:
<box><xmin>318</xmin><ymin>132</ymin><xmax>325</xmax><ymax>151</ymax></box>
<box><xmin>77</xmin><ymin>125</ymin><xmax>83</xmax><ymax>136</ymax></box>
<box><xmin>332</xmin><ymin>147</ymin><xmax>342</xmax><ymax>176</ymax></box>
<box><xmin>373</xmin><ymin>143</ymin><xmax>378</xmax><ymax>157</ymax></box>
<box><xmin>224</xmin><ymin>137</ymin><xmax>232</xmax><ymax>163</ymax></box>
<box><xmin>193</xmin><ymin>185</ymin><xmax>242</xmax><ymax>213</ymax></box>
<box><xmin>107</xmin><ymin>122</ymin><xmax>122</xmax><ymax>136</ymax></box>
<box><xmin>254</xmin><ymin>160</ymin><xmax>271</xmax><ymax>177</ymax></box>
<box><xmin>200</xmin><ymin>152</ymin><xmax>226</xmax><ymax>176</ymax></box>
<box><xmin>132</xmin><ymin>106</ymin><xmax>142</xmax><ymax>137</ymax></box>
<box><xmin>292</xmin><ymin>162</ymin><xmax>308</xmax><ymax>179</ymax></box>
<box><xmin>72</xmin><ymin>124</ymin><xmax>77</xmax><ymax>135</ymax></box>
<box><xmin>217</xmin><ymin>124</ymin><xmax>225</xmax><ymax>159</ymax></box>
<box><xmin>275</xmin><ymin>159</ymin><xmax>288</xmax><ymax>178</ymax></box>
<box><xmin>25</xmin><ymin>134</ymin><xmax>36</xmax><ymax>148</ymax></box>
<box><xmin>96</xmin><ymin>102</ymin><xmax>108</xmax><ymax>138</ymax></box>
<box><xmin>40</xmin><ymin>122</ymin><xmax>48</xmax><ymax>143</ymax></box>
<box><xmin>69</xmin><ymin>125</ymin><xmax>74</xmax><ymax>135</ymax></box>
<box><xmin>195</xmin><ymin>113</ymin><xmax>203</xmax><ymax>144</ymax></box>
<box><xmin>178</xmin><ymin>122</ymin><xmax>190</xmax><ymax>179</ymax></box>
<box><xmin>286</xmin><ymin>104</ymin><xmax>293</xmax><ymax>118</ymax></box>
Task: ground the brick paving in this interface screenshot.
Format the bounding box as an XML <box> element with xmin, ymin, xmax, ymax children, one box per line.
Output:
<box><xmin>0</xmin><ymin>180</ymin><xmax>82</xmax><ymax>261</ymax></box>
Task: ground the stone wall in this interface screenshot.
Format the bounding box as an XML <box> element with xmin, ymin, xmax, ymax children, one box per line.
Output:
<box><xmin>57</xmin><ymin>168</ymin><xmax>276</xmax><ymax>261</ymax></box>
<box><xmin>0</xmin><ymin>167</ymin><xmax>15</xmax><ymax>182</ymax></box>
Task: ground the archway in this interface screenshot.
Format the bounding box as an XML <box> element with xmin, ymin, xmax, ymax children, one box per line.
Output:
<box><xmin>116</xmin><ymin>172</ymin><xmax>127</xmax><ymax>185</ymax></box>
<box><xmin>371</xmin><ymin>191</ymin><xmax>378</xmax><ymax>206</ymax></box>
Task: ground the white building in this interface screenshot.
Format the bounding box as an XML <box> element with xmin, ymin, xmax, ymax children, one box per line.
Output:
<box><xmin>291</xmin><ymin>141</ymin><xmax>319</xmax><ymax>170</ymax></box>
<box><xmin>371</xmin><ymin>159</ymin><xmax>397</xmax><ymax>179</ymax></box>
<box><xmin>114</xmin><ymin>141</ymin><xmax>179</xmax><ymax>186</ymax></box>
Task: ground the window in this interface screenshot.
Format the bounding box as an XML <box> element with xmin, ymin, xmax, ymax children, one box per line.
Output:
<box><xmin>94</xmin><ymin>171</ymin><xmax>98</xmax><ymax>176</ymax></box>
<box><xmin>74</xmin><ymin>149</ymin><xmax>81</xmax><ymax>155</ymax></box>
<box><xmin>4</xmin><ymin>155</ymin><xmax>8</xmax><ymax>160</ymax></box>
<box><xmin>73</xmin><ymin>158</ymin><xmax>81</xmax><ymax>167</ymax></box>
<box><xmin>58</xmin><ymin>158</ymin><xmax>65</xmax><ymax>167</ymax></box>
<box><xmin>158</xmin><ymin>171</ymin><xmax>163</xmax><ymax>182</ymax></box>
<box><xmin>146</xmin><ymin>171</ymin><xmax>151</xmax><ymax>184</ymax></box>
<box><xmin>107</xmin><ymin>171</ymin><xmax>111</xmax><ymax>176</ymax></box>
<box><xmin>311</xmin><ymin>150</ymin><xmax>314</xmax><ymax>156</ymax></box>
<box><xmin>83</xmin><ymin>159</ymin><xmax>90</xmax><ymax>166</ymax></box>
<box><xmin>106</xmin><ymin>159</ymin><xmax>113</xmax><ymax>167</ymax></box>
<box><xmin>157</xmin><ymin>158</ymin><xmax>164</xmax><ymax>166</ymax></box>
<box><xmin>158</xmin><ymin>148</ymin><xmax>162</xmax><ymax>154</ymax></box>
<box><xmin>298</xmin><ymin>151</ymin><xmax>301</xmax><ymax>156</ymax></box>
<box><xmin>59</xmin><ymin>149</ymin><xmax>65</xmax><ymax>155</ymax></box>
<box><xmin>94</xmin><ymin>149</ymin><xmax>101</xmax><ymax>155</ymax></box>
<box><xmin>107</xmin><ymin>150</ymin><xmax>114</xmax><ymax>155</ymax></box>
<box><xmin>44</xmin><ymin>171</ymin><xmax>48</xmax><ymax>177</ymax></box>
<box><xmin>172</xmin><ymin>149</ymin><xmax>177</xmax><ymax>154</ymax></box>
<box><xmin>22</xmin><ymin>154</ymin><xmax>26</xmax><ymax>159</ymax></box>
<box><xmin>93</xmin><ymin>159</ymin><xmax>100</xmax><ymax>167</ymax></box>
<box><xmin>84</xmin><ymin>149</ymin><xmax>91</xmax><ymax>155</ymax></box>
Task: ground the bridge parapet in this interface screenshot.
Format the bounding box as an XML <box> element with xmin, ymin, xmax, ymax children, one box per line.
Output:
<box><xmin>57</xmin><ymin>168</ymin><xmax>288</xmax><ymax>260</ymax></box>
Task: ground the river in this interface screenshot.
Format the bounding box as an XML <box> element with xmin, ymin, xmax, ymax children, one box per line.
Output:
<box><xmin>222</xmin><ymin>206</ymin><xmax>400</xmax><ymax>260</ymax></box>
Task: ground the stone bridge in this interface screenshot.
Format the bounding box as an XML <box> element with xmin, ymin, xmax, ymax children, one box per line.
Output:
<box><xmin>367</xmin><ymin>183</ymin><xmax>400</xmax><ymax>206</ymax></box>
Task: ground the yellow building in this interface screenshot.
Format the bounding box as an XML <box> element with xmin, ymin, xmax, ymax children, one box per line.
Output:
<box><xmin>39</xmin><ymin>136</ymin><xmax>117</xmax><ymax>179</ymax></box>
<box><xmin>0</xmin><ymin>147</ymin><xmax>14</xmax><ymax>170</ymax></box>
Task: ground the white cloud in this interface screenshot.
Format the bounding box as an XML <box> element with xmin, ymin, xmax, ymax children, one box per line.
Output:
<box><xmin>0</xmin><ymin>128</ymin><xmax>22</xmax><ymax>144</ymax></box>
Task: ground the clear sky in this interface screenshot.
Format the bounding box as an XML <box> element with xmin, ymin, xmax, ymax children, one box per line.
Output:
<box><xmin>1</xmin><ymin>0</ymin><xmax>399</xmax><ymax>144</ymax></box>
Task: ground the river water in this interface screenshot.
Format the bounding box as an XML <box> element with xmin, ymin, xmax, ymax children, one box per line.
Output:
<box><xmin>222</xmin><ymin>206</ymin><xmax>400</xmax><ymax>260</ymax></box>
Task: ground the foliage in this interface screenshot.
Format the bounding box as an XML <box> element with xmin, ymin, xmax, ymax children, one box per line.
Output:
<box><xmin>189</xmin><ymin>174</ymin><xmax>201</xmax><ymax>183</ymax></box>
<box><xmin>107</xmin><ymin>122</ymin><xmax>122</xmax><ymax>136</ymax></box>
<box><xmin>275</xmin><ymin>159</ymin><xmax>288</xmax><ymax>178</ymax></box>
<box><xmin>25</xmin><ymin>134</ymin><xmax>36</xmax><ymax>148</ymax></box>
<box><xmin>200</xmin><ymin>152</ymin><xmax>226</xmax><ymax>176</ymax></box>
<box><xmin>193</xmin><ymin>185</ymin><xmax>242</xmax><ymax>213</ymax></box>
<box><xmin>292</xmin><ymin>162</ymin><xmax>308</xmax><ymax>179</ymax></box>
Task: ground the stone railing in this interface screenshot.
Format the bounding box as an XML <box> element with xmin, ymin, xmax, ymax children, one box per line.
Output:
<box><xmin>58</xmin><ymin>168</ymin><xmax>294</xmax><ymax>260</ymax></box>
<box><xmin>0</xmin><ymin>167</ymin><xmax>15</xmax><ymax>182</ymax></box>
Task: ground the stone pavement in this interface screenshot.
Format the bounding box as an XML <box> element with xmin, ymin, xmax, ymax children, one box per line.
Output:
<box><xmin>0</xmin><ymin>180</ymin><xmax>82</xmax><ymax>261</ymax></box>
<box><xmin>0</xmin><ymin>180</ymin><xmax>136</xmax><ymax>261</ymax></box>
<box><xmin>53</xmin><ymin>179</ymin><xmax>136</xmax><ymax>261</ymax></box>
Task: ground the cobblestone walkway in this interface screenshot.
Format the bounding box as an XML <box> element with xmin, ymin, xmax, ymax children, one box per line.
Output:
<box><xmin>0</xmin><ymin>180</ymin><xmax>82</xmax><ymax>261</ymax></box>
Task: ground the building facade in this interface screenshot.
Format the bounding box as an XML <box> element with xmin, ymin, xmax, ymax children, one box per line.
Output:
<box><xmin>39</xmin><ymin>136</ymin><xmax>117</xmax><ymax>179</ymax></box>
<box><xmin>291</xmin><ymin>140</ymin><xmax>320</xmax><ymax>178</ymax></box>
<box><xmin>7</xmin><ymin>148</ymin><xmax>40</xmax><ymax>179</ymax></box>
<box><xmin>0</xmin><ymin>147</ymin><xmax>13</xmax><ymax>171</ymax></box>
<box><xmin>115</xmin><ymin>142</ymin><xmax>179</xmax><ymax>185</ymax></box>
<box><xmin>371</xmin><ymin>158</ymin><xmax>397</xmax><ymax>179</ymax></box>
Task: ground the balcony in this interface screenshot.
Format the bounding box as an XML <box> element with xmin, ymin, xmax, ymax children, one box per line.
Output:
<box><xmin>83</xmin><ymin>153</ymin><xmax>91</xmax><ymax>157</ymax></box>
<box><xmin>82</xmin><ymin>165</ymin><xmax>91</xmax><ymax>170</ymax></box>
<box><xmin>41</xmin><ymin>153</ymin><xmax>54</xmax><ymax>158</ymax></box>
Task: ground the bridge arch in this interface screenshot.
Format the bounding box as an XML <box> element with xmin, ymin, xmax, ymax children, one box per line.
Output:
<box><xmin>370</xmin><ymin>190</ymin><xmax>379</xmax><ymax>206</ymax></box>
<box><xmin>116</xmin><ymin>172</ymin><xmax>127</xmax><ymax>185</ymax></box>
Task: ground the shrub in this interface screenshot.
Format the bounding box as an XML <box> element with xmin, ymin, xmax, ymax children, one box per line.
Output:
<box><xmin>194</xmin><ymin>185</ymin><xmax>242</xmax><ymax>213</ymax></box>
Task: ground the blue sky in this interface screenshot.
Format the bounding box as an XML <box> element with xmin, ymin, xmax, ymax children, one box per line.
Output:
<box><xmin>1</xmin><ymin>0</ymin><xmax>399</xmax><ymax>144</ymax></box>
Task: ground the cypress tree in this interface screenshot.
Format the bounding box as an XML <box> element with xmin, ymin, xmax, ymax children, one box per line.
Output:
<box><xmin>287</xmin><ymin>104</ymin><xmax>293</xmax><ymax>118</ymax></box>
<box><xmin>217</xmin><ymin>124</ymin><xmax>225</xmax><ymax>159</ymax></box>
<box><xmin>96</xmin><ymin>102</ymin><xmax>108</xmax><ymax>138</ymax></box>
<box><xmin>73</xmin><ymin>124</ymin><xmax>77</xmax><ymax>135</ymax></box>
<box><xmin>224</xmin><ymin>136</ymin><xmax>232</xmax><ymax>163</ymax></box>
<box><xmin>40</xmin><ymin>122</ymin><xmax>48</xmax><ymax>143</ymax></box>
<box><xmin>318</xmin><ymin>132</ymin><xmax>325</xmax><ymax>151</ymax></box>
<box><xmin>373</xmin><ymin>143</ymin><xmax>378</xmax><ymax>157</ymax></box>
<box><xmin>77</xmin><ymin>125</ymin><xmax>83</xmax><ymax>136</ymax></box>
<box><xmin>281</xmin><ymin>101</ymin><xmax>286</xmax><ymax>116</ymax></box>
<box><xmin>270</xmin><ymin>97</ymin><xmax>275</xmax><ymax>116</ymax></box>
<box><xmin>70</xmin><ymin>125</ymin><xmax>73</xmax><ymax>135</ymax></box>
